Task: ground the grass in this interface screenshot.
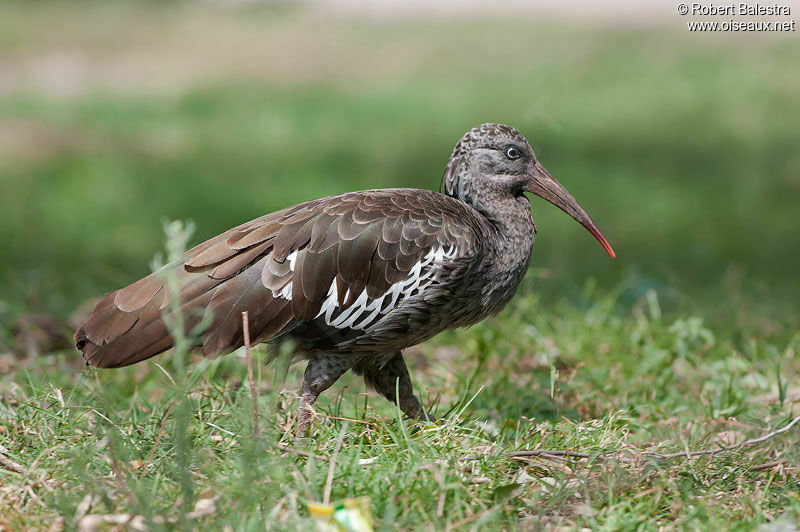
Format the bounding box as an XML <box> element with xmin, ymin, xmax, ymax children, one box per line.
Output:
<box><xmin>1</xmin><ymin>2</ymin><xmax>799</xmax><ymax>530</ymax></box>
<box><xmin>2</xmin><ymin>274</ymin><xmax>799</xmax><ymax>530</ymax></box>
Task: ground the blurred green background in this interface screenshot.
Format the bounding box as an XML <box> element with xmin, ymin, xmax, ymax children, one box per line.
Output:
<box><xmin>0</xmin><ymin>1</ymin><xmax>798</xmax><ymax>335</ymax></box>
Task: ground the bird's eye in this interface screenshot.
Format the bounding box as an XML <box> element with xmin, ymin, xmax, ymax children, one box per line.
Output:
<box><xmin>504</xmin><ymin>146</ymin><xmax>521</xmax><ymax>160</ymax></box>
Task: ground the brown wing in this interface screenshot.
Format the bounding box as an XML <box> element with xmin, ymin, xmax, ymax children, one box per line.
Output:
<box><xmin>75</xmin><ymin>189</ymin><xmax>481</xmax><ymax>368</ymax></box>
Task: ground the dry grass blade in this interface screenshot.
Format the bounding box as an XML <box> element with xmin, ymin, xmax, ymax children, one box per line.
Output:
<box><xmin>276</xmin><ymin>443</ymin><xmax>327</xmax><ymax>462</ymax></box>
<box><xmin>153</xmin><ymin>363</ymin><xmax>177</xmax><ymax>387</ymax></box>
<box><xmin>0</xmin><ymin>452</ymin><xmax>25</xmax><ymax>474</ymax></box>
<box><xmin>323</xmin><ymin>422</ymin><xmax>348</xmax><ymax>505</ymax></box>
<box><xmin>457</xmin><ymin>416</ymin><xmax>800</xmax><ymax>468</ymax></box>
<box><xmin>242</xmin><ymin>311</ymin><xmax>260</xmax><ymax>440</ymax></box>
<box><xmin>108</xmin><ymin>440</ymin><xmax>137</xmax><ymax>507</ymax></box>
<box><xmin>749</xmin><ymin>459</ymin><xmax>788</xmax><ymax>471</ymax></box>
<box><xmin>458</xmin><ymin>449</ymin><xmax>590</xmax><ymax>463</ymax></box>
<box><xmin>140</xmin><ymin>403</ymin><xmax>175</xmax><ymax>480</ymax></box>
<box><xmin>646</xmin><ymin>415</ymin><xmax>800</xmax><ymax>460</ymax></box>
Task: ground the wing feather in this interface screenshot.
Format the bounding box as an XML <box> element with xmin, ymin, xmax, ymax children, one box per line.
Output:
<box><xmin>202</xmin><ymin>255</ymin><xmax>272</xmax><ymax>355</ymax></box>
<box><xmin>337</xmin><ymin>223</ymin><xmax>380</xmax><ymax>283</ymax></box>
<box><xmin>227</xmin><ymin>224</ymin><xmax>280</xmax><ymax>250</ymax></box>
<box><xmin>209</xmin><ymin>241</ymin><xmax>271</xmax><ymax>280</ymax></box>
<box><xmin>302</xmin><ymin>247</ymin><xmax>338</xmax><ymax>302</ymax></box>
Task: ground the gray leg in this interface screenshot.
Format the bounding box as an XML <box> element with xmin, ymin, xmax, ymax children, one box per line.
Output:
<box><xmin>354</xmin><ymin>353</ymin><xmax>434</xmax><ymax>422</ymax></box>
<box><xmin>297</xmin><ymin>355</ymin><xmax>355</xmax><ymax>436</ymax></box>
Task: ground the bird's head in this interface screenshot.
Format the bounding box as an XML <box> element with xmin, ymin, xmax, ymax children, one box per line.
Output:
<box><xmin>442</xmin><ymin>123</ymin><xmax>615</xmax><ymax>258</ymax></box>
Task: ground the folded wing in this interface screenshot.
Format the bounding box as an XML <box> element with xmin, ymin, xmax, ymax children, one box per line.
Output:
<box><xmin>75</xmin><ymin>189</ymin><xmax>478</xmax><ymax>368</ymax></box>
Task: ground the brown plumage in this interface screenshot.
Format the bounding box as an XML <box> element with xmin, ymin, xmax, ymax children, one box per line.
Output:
<box><xmin>75</xmin><ymin>123</ymin><xmax>615</xmax><ymax>433</ymax></box>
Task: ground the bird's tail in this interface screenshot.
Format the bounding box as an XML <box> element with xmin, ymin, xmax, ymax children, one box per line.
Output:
<box><xmin>75</xmin><ymin>255</ymin><xmax>297</xmax><ymax>368</ymax></box>
<box><xmin>74</xmin><ymin>264</ymin><xmax>213</xmax><ymax>368</ymax></box>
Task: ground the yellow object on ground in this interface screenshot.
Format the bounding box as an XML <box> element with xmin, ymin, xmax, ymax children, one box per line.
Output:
<box><xmin>308</xmin><ymin>497</ymin><xmax>373</xmax><ymax>532</ymax></box>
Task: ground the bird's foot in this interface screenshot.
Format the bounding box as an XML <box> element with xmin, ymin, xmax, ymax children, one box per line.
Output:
<box><xmin>399</xmin><ymin>397</ymin><xmax>437</xmax><ymax>424</ymax></box>
<box><xmin>295</xmin><ymin>400</ymin><xmax>317</xmax><ymax>439</ymax></box>
<box><xmin>418</xmin><ymin>409</ymin><xmax>437</xmax><ymax>424</ymax></box>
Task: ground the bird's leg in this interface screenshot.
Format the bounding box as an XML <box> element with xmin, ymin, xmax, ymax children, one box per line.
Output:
<box><xmin>297</xmin><ymin>354</ymin><xmax>355</xmax><ymax>436</ymax></box>
<box><xmin>355</xmin><ymin>353</ymin><xmax>435</xmax><ymax>422</ymax></box>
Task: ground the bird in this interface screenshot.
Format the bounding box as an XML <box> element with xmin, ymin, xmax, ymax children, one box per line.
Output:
<box><xmin>74</xmin><ymin>122</ymin><xmax>615</xmax><ymax>434</ymax></box>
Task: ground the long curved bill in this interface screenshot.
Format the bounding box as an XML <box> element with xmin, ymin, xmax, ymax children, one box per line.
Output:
<box><xmin>525</xmin><ymin>160</ymin><xmax>616</xmax><ymax>258</ymax></box>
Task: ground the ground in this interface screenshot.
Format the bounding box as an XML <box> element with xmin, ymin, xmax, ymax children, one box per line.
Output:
<box><xmin>2</xmin><ymin>282</ymin><xmax>799</xmax><ymax>530</ymax></box>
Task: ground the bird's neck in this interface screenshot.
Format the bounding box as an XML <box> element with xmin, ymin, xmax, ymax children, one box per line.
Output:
<box><xmin>451</xmin><ymin>175</ymin><xmax>536</xmax><ymax>275</ymax></box>
<box><xmin>458</xmin><ymin>174</ymin><xmax>536</xmax><ymax>257</ymax></box>
<box><xmin>478</xmin><ymin>194</ymin><xmax>536</xmax><ymax>272</ymax></box>
<box><xmin>458</xmin><ymin>193</ymin><xmax>535</xmax><ymax>319</ymax></box>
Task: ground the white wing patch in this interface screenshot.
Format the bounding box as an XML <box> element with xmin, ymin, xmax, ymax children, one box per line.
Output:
<box><xmin>271</xmin><ymin>250</ymin><xmax>298</xmax><ymax>300</ymax></box>
<box><xmin>273</xmin><ymin>245</ymin><xmax>459</xmax><ymax>330</ymax></box>
<box><xmin>286</xmin><ymin>250</ymin><xmax>299</xmax><ymax>271</ymax></box>
<box><xmin>277</xmin><ymin>282</ymin><xmax>293</xmax><ymax>300</ymax></box>
<box><xmin>319</xmin><ymin>244</ymin><xmax>458</xmax><ymax>330</ymax></box>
